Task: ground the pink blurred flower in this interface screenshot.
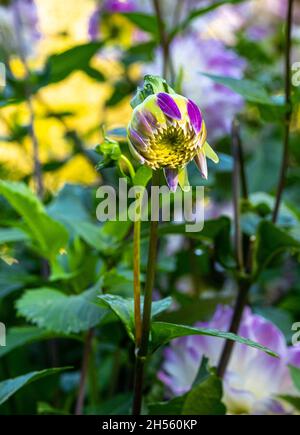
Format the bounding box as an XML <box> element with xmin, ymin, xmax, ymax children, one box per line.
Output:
<box><xmin>88</xmin><ymin>0</ymin><xmax>136</xmax><ymax>40</ymax></box>
<box><xmin>0</xmin><ymin>0</ymin><xmax>40</xmax><ymax>58</ymax></box>
<box><xmin>159</xmin><ymin>305</ymin><xmax>300</xmax><ymax>414</ymax></box>
<box><xmin>143</xmin><ymin>34</ymin><xmax>246</xmax><ymax>142</ymax></box>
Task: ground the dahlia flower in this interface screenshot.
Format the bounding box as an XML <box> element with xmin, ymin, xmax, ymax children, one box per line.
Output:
<box><xmin>127</xmin><ymin>90</ymin><xmax>219</xmax><ymax>191</ymax></box>
<box><xmin>159</xmin><ymin>305</ymin><xmax>300</xmax><ymax>415</ymax></box>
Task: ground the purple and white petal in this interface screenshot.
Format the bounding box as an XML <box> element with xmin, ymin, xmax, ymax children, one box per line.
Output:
<box><xmin>164</xmin><ymin>168</ymin><xmax>179</xmax><ymax>192</ymax></box>
<box><xmin>104</xmin><ymin>0</ymin><xmax>136</xmax><ymax>13</ymax></box>
<box><xmin>157</xmin><ymin>93</ymin><xmax>181</xmax><ymax>120</ymax></box>
<box><xmin>187</xmin><ymin>99</ymin><xmax>202</xmax><ymax>134</ymax></box>
<box><xmin>128</xmin><ymin>128</ymin><xmax>147</xmax><ymax>150</ymax></box>
<box><xmin>194</xmin><ymin>152</ymin><xmax>208</xmax><ymax>179</ymax></box>
<box><xmin>159</xmin><ymin>304</ymin><xmax>300</xmax><ymax>414</ymax></box>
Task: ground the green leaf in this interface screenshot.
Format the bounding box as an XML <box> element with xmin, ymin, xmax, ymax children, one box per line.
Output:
<box><xmin>44</xmin><ymin>42</ymin><xmax>104</xmax><ymax>84</ymax></box>
<box><xmin>95</xmin><ymin>137</ymin><xmax>121</xmax><ymax>170</ymax></box>
<box><xmin>202</xmin><ymin>73</ymin><xmax>280</xmax><ymax>106</ymax></box>
<box><xmin>16</xmin><ymin>283</ymin><xmax>105</xmax><ymax>334</ymax></box>
<box><xmin>254</xmin><ymin>221</ymin><xmax>300</xmax><ymax>276</ymax></box>
<box><xmin>150</xmin><ymin>322</ymin><xmax>278</xmax><ymax>357</ymax></box>
<box><xmin>148</xmin><ymin>395</ymin><xmax>186</xmax><ymax>415</ymax></box>
<box><xmin>0</xmin><ymin>181</ymin><xmax>68</xmax><ymax>262</ymax></box>
<box><xmin>289</xmin><ymin>366</ymin><xmax>300</xmax><ymax>392</ymax></box>
<box><xmin>122</xmin><ymin>40</ymin><xmax>156</xmax><ymax>65</ymax></box>
<box><xmin>0</xmin><ymin>327</ymin><xmax>52</xmax><ymax>358</ymax></box>
<box><xmin>0</xmin><ymin>368</ymin><xmax>70</xmax><ymax>406</ymax></box>
<box><xmin>133</xmin><ymin>166</ymin><xmax>152</xmax><ymax>187</ymax></box>
<box><xmin>149</xmin><ymin>365</ymin><xmax>225</xmax><ymax>416</ymax></box>
<box><xmin>75</xmin><ymin>222</ymin><xmax>116</xmax><ymax>252</ymax></box>
<box><xmin>182</xmin><ymin>372</ymin><xmax>226</xmax><ymax>415</ymax></box>
<box><xmin>37</xmin><ymin>402</ymin><xmax>70</xmax><ymax>415</ymax></box>
<box><xmin>156</xmin><ymin>217</ymin><xmax>234</xmax><ymax>268</ymax></box>
<box><xmin>122</xmin><ymin>13</ymin><xmax>158</xmax><ymax>36</ymax></box>
<box><xmin>278</xmin><ymin>395</ymin><xmax>300</xmax><ymax>411</ymax></box>
<box><xmin>97</xmin><ymin>295</ymin><xmax>172</xmax><ymax>341</ymax></box>
<box><xmin>0</xmin><ymin>228</ymin><xmax>29</xmax><ymax>244</ymax></box>
<box><xmin>47</xmin><ymin>184</ymin><xmax>92</xmax><ymax>224</ymax></box>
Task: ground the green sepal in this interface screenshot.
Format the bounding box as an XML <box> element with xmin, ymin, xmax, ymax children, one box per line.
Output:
<box><xmin>130</xmin><ymin>75</ymin><xmax>176</xmax><ymax>109</ymax></box>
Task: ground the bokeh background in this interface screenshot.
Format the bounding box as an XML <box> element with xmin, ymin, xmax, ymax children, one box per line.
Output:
<box><xmin>1</xmin><ymin>0</ymin><xmax>300</xmax><ymax>416</ymax></box>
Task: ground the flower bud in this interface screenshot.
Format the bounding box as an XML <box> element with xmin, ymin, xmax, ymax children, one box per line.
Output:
<box><xmin>128</xmin><ymin>91</ymin><xmax>218</xmax><ymax>191</ymax></box>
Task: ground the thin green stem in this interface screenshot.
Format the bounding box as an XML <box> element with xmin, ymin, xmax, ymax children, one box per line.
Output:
<box><xmin>152</xmin><ymin>0</ymin><xmax>175</xmax><ymax>82</ymax></box>
<box><xmin>132</xmin><ymin>170</ymin><xmax>160</xmax><ymax>415</ymax></box>
<box><xmin>133</xmin><ymin>217</ymin><xmax>142</xmax><ymax>347</ymax></box>
<box><xmin>120</xmin><ymin>154</ymin><xmax>136</xmax><ymax>180</ymax></box>
<box><xmin>272</xmin><ymin>0</ymin><xmax>294</xmax><ymax>223</ymax></box>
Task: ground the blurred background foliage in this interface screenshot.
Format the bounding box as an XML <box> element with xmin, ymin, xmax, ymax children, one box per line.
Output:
<box><xmin>0</xmin><ymin>0</ymin><xmax>300</xmax><ymax>415</ymax></box>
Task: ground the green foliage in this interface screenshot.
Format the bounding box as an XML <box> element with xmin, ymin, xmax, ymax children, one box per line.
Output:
<box><xmin>131</xmin><ymin>75</ymin><xmax>176</xmax><ymax>108</ymax></box>
<box><xmin>181</xmin><ymin>372</ymin><xmax>226</xmax><ymax>415</ymax></box>
<box><xmin>254</xmin><ymin>221</ymin><xmax>300</xmax><ymax>276</ymax></box>
<box><xmin>43</xmin><ymin>42</ymin><xmax>105</xmax><ymax>85</ymax></box>
<box><xmin>0</xmin><ymin>368</ymin><xmax>70</xmax><ymax>406</ymax></box>
<box><xmin>16</xmin><ymin>283</ymin><xmax>105</xmax><ymax>334</ymax></box>
<box><xmin>0</xmin><ymin>181</ymin><xmax>68</xmax><ymax>263</ymax></box>
<box><xmin>149</xmin><ymin>364</ymin><xmax>226</xmax><ymax>415</ymax></box>
<box><xmin>122</xmin><ymin>13</ymin><xmax>158</xmax><ymax>36</ymax></box>
<box><xmin>97</xmin><ymin>294</ymin><xmax>172</xmax><ymax>341</ymax></box>
<box><xmin>0</xmin><ymin>327</ymin><xmax>53</xmax><ymax>358</ymax></box>
<box><xmin>150</xmin><ymin>322</ymin><xmax>278</xmax><ymax>357</ymax></box>
<box><xmin>289</xmin><ymin>366</ymin><xmax>300</xmax><ymax>392</ymax></box>
<box><xmin>202</xmin><ymin>73</ymin><xmax>281</xmax><ymax>106</ymax></box>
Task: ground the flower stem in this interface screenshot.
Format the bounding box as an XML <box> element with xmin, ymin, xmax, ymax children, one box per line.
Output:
<box><xmin>216</xmin><ymin>120</ymin><xmax>250</xmax><ymax>378</ymax></box>
<box><xmin>231</xmin><ymin>120</ymin><xmax>244</xmax><ymax>273</ymax></box>
<box><xmin>133</xmin><ymin>217</ymin><xmax>142</xmax><ymax>347</ymax></box>
<box><xmin>75</xmin><ymin>328</ymin><xmax>94</xmax><ymax>415</ymax></box>
<box><xmin>272</xmin><ymin>0</ymin><xmax>294</xmax><ymax>223</ymax></box>
<box><xmin>152</xmin><ymin>0</ymin><xmax>175</xmax><ymax>82</ymax></box>
<box><xmin>132</xmin><ymin>170</ymin><xmax>160</xmax><ymax>415</ymax></box>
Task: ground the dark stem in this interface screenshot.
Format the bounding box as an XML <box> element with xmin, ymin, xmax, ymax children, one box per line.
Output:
<box><xmin>132</xmin><ymin>170</ymin><xmax>160</xmax><ymax>415</ymax></box>
<box><xmin>216</xmin><ymin>280</ymin><xmax>250</xmax><ymax>378</ymax></box>
<box><xmin>75</xmin><ymin>329</ymin><xmax>94</xmax><ymax>415</ymax></box>
<box><xmin>216</xmin><ymin>120</ymin><xmax>251</xmax><ymax>378</ymax></box>
<box><xmin>152</xmin><ymin>0</ymin><xmax>174</xmax><ymax>81</ymax></box>
<box><xmin>231</xmin><ymin>120</ymin><xmax>244</xmax><ymax>272</ymax></box>
<box><xmin>272</xmin><ymin>0</ymin><xmax>294</xmax><ymax>223</ymax></box>
<box><xmin>236</xmin><ymin>128</ymin><xmax>248</xmax><ymax>201</ymax></box>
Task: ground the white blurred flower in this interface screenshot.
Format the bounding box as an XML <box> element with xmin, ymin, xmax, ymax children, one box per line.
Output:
<box><xmin>0</xmin><ymin>0</ymin><xmax>40</xmax><ymax>59</ymax></box>
<box><xmin>143</xmin><ymin>34</ymin><xmax>246</xmax><ymax>142</ymax></box>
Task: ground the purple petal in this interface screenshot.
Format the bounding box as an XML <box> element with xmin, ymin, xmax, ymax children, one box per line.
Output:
<box><xmin>88</xmin><ymin>9</ymin><xmax>100</xmax><ymax>40</ymax></box>
<box><xmin>194</xmin><ymin>152</ymin><xmax>207</xmax><ymax>179</ymax></box>
<box><xmin>164</xmin><ymin>168</ymin><xmax>179</xmax><ymax>192</ymax></box>
<box><xmin>135</xmin><ymin>111</ymin><xmax>154</xmax><ymax>135</ymax></box>
<box><xmin>104</xmin><ymin>0</ymin><xmax>136</xmax><ymax>13</ymax></box>
<box><xmin>187</xmin><ymin>99</ymin><xmax>202</xmax><ymax>134</ymax></box>
<box><xmin>128</xmin><ymin>128</ymin><xmax>147</xmax><ymax>150</ymax></box>
<box><xmin>157</xmin><ymin>93</ymin><xmax>181</xmax><ymax>120</ymax></box>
